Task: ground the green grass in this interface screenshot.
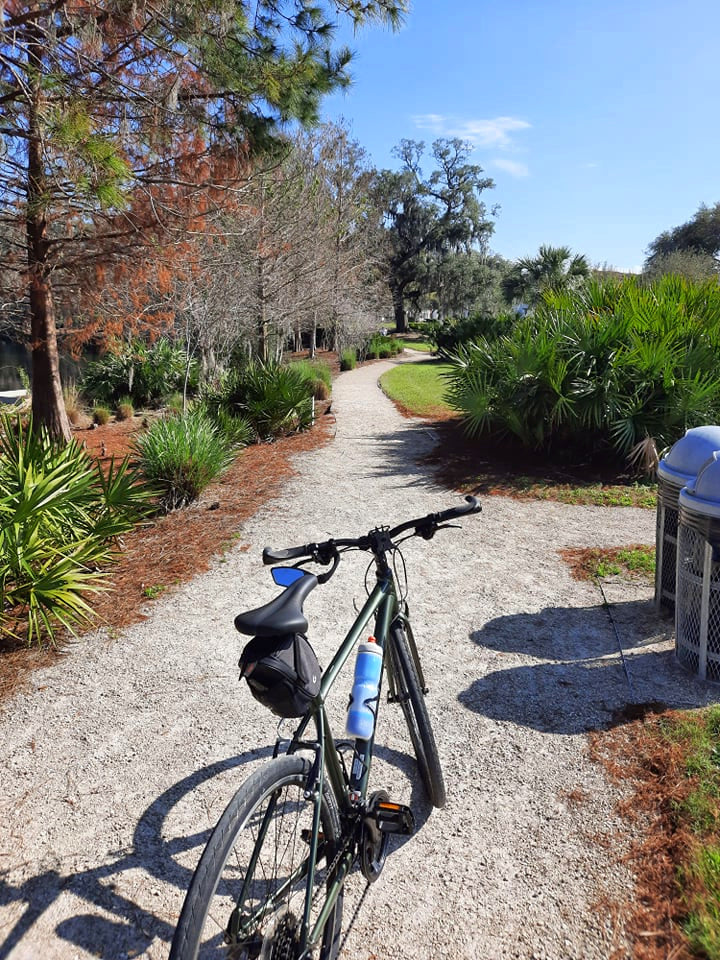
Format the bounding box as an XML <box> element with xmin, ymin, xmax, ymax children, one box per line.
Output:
<box><xmin>585</xmin><ymin>547</ymin><xmax>654</xmax><ymax>580</ymax></box>
<box><xmin>379</xmin><ymin>360</ymin><xmax>453</xmax><ymax>417</ymax></box>
<box><xmin>142</xmin><ymin>584</ymin><xmax>165</xmax><ymax>600</ymax></box>
<box><xmin>395</xmin><ymin>337</ymin><xmax>434</xmax><ymax>353</ymax></box>
<box><xmin>654</xmin><ymin>706</ymin><xmax>720</xmax><ymax>955</ymax></box>
<box><xmin>507</xmin><ymin>479</ymin><xmax>657</xmax><ymax>509</ymax></box>
<box><xmin>685</xmin><ymin>846</ymin><xmax>720</xmax><ymax>957</ymax></box>
<box><xmin>614</xmin><ymin>546</ymin><xmax>656</xmax><ymax>576</ymax></box>
<box><xmin>560</xmin><ymin>544</ymin><xmax>655</xmax><ymax>582</ymax></box>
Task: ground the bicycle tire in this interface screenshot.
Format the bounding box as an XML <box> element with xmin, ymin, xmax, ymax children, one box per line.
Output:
<box><xmin>389</xmin><ymin>624</ymin><xmax>446</xmax><ymax>808</ymax></box>
<box><xmin>170</xmin><ymin>754</ymin><xmax>344</xmax><ymax>960</ymax></box>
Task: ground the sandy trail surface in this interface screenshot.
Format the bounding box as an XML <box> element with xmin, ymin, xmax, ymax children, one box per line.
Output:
<box><xmin>1</xmin><ymin>354</ymin><xmax>716</xmax><ymax>960</ymax></box>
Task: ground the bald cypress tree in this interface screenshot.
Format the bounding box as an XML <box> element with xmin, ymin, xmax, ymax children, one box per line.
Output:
<box><xmin>0</xmin><ymin>0</ymin><xmax>405</xmax><ymax>438</ymax></box>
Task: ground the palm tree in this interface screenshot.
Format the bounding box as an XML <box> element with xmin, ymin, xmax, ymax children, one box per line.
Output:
<box><xmin>503</xmin><ymin>244</ymin><xmax>590</xmax><ymax>306</ymax></box>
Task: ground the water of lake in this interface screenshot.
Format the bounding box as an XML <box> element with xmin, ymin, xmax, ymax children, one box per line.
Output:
<box><xmin>0</xmin><ymin>341</ymin><xmax>82</xmax><ymax>391</ymax></box>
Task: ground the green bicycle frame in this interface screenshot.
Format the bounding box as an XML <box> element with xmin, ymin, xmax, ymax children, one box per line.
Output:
<box><xmin>287</xmin><ymin>564</ymin><xmax>400</xmax><ymax>955</ymax></box>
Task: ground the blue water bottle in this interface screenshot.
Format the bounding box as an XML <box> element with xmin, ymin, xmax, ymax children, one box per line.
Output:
<box><xmin>346</xmin><ymin>637</ymin><xmax>383</xmax><ymax>740</ymax></box>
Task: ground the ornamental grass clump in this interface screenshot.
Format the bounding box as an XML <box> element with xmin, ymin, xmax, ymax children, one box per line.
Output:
<box><xmin>289</xmin><ymin>358</ymin><xmax>332</xmax><ymax>401</ymax></box>
<box><xmin>116</xmin><ymin>396</ymin><xmax>134</xmax><ymax>420</ymax></box>
<box><xmin>93</xmin><ymin>403</ymin><xmax>112</xmax><ymax>425</ymax></box>
<box><xmin>133</xmin><ymin>409</ymin><xmax>233</xmax><ymax>511</ymax></box>
<box><xmin>0</xmin><ymin>415</ymin><xmax>150</xmax><ymax>645</ymax></box>
<box><xmin>339</xmin><ymin>349</ymin><xmax>356</xmax><ymax>371</ymax></box>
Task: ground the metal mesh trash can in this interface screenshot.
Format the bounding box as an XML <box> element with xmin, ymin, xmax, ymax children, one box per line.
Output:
<box><xmin>656</xmin><ymin>426</ymin><xmax>720</xmax><ymax>614</ymax></box>
<box><xmin>676</xmin><ymin>453</ymin><xmax>720</xmax><ymax>682</ymax></box>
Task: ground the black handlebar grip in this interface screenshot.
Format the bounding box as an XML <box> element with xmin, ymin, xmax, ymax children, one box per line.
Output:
<box><xmin>262</xmin><ymin>544</ymin><xmax>313</xmax><ymax>565</ymax></box>
<box><xmin>436</xmin><ymin>495</ymin><xmax>481</xmax><ymax>522</ymax></box>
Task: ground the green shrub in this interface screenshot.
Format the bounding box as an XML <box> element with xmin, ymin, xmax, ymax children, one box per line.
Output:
<box><xmin>133</xmin><ymin>409</ymin><xmax>234</xmax><ymax>510</ymax></box>
<box><xmin>0</xmin><ymin>415</ymin><xmax>150</xmax><ymax>644</ymax></box>
<box><xmin>82</xmin><ymin>338</ymin><xmax>197</xmax><ymax>407</ymax></box>
<box><xmin>213</xmin><ymin>360</ymin><xmax>315</xmax><ymax>438</ymax></box>
<box><xmin>93</xmin><ymin>404</ymin><xmax>112</xmax><ymax>425</ymax></box>
<box><xmin>363</xmin><ymin>334</ymin><xmax>396</xmax><ymax>360</ymax></box>
<box><xmin>116</xmin><ymin>396</ymin><xmax>134</xmax><ymax>420</ymax></box>
<box><xmin>445</xmin><ymin>275</ymin><xmax>720</xmax><ymax>467</ymax></box>
<box><xmin>433</xmin><ymin>311</ymin><xmax>516</xmax><ymax>353</ymax></box>
<box><xmin>340</xmin><ymin>349</ymin><xmax>357</xmax><ymax>371</ymax></box>
<box><xmin>216</xmin><ymin>409</ymin><xmax>255</xmax><ymax>447</ymax></box>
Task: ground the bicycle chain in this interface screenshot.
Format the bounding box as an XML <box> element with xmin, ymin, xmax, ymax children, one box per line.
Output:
<box><xmin>298</xmin><ymin>809</ymin><xmax>362</xmax><ymax>959</ymax></box>
<box><xmin>310</xmin><ymin>810</ymin><xmax>359</xmax><ymax>912</ymax></box>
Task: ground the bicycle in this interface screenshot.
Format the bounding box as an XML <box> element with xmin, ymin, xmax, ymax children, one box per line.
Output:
<box><xmin>169</xmin><ymin>495</ymin><xmax>481</xmax><ymax>960</ymax></box>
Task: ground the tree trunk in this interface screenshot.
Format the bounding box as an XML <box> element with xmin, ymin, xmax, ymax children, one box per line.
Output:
<box><xmin>309</xmin><ymin>312</ymin><xmax>317</xmax><ymax>359</ymax></box>
<box><xmin>26</xmin><ymin>55</ymin><xmax>71</xmax><ymax>442</ymax></box>
<box><xmin>391</xmin><ymin>283</ymin><xmax>407</xmax><ymax>334</ymax></box>
<box><xmin>257</xmin><ymin>261</ymin><xmax>268</xmax><ymax>362</ymax></box>
<box><xmin>29</xmin><ymin>270</ymin><xmax>71</xmax><ymax>442</ymax></box>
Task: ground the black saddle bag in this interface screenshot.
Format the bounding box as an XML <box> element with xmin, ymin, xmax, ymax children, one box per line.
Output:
<box><xmin>239</xmin><ymin>633</ymin><xmax>321</xmax><ymax>718</ymax></box>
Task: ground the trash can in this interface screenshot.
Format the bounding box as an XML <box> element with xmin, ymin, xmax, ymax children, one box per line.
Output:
<box><xmin>656</xmin><ymin>426</ymin><xmax>720</xmax><ymax>614</ymax></box>
<box><xmin>676</xmin><ymin>453</ymin><xmax>720</xmax><ymax>682</ymax></box>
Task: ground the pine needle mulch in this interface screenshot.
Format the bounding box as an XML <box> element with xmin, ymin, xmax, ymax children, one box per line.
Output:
<box><xmin>591</xmin><ymin>705</ymin><xmax>701</xmax><ymax>960</ymax></box>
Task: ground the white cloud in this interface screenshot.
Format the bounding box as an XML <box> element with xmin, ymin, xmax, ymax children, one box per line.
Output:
<box><xmin>492</xmin><ymin>157</ymin><xmax>529</xmax><ymax>178</ymax></box>
<box><xmin>411</xmin><ymin>113</ymin><xmax>531</xmax><ymax>150</ymax></box>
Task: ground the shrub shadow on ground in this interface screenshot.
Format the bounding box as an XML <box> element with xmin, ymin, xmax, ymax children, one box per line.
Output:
<box><xmin>347</xmin><ymin>423</ymin><xmax>443</xmax><ymax>491</ymax></box>
<box><xmin>0</xmin><ymin>743</ymin><xmax>429</xmax><ymax>959</ymax></box>
<box><xmin>353</xmin><ymin>416</ymin><xmax>653</xmax><ymax>505</ymax></box>
<box><xmin>459</xmin><ymin>599</ymin><xmax>713</xmax><ymax>736</ymax></box>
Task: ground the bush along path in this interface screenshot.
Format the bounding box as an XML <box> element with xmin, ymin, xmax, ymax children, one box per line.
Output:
<box><xmin>0</xmin><ymin>353</ymin><xmax>717</xmax><ymax>960</ymax></box>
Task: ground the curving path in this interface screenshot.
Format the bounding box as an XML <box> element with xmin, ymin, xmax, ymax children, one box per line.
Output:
<box><xmin>0</xmin><ymin>354</ymin><xmax>715</xmax><ymax>960</ymax></box>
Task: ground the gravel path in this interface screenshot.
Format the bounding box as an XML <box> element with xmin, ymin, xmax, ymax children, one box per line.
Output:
<box><xmin>1</xmin><ymin>354</ymin><xmax>717</xmax><ymax>960</ymax></box>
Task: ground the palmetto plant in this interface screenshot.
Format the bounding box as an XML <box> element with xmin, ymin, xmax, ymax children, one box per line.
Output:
<box><xmin>212</xmin><ymin>359</ymin><xmax>315</xmax><ymax>439</ymax></box>
<box><xmin>0</xmin><ymin>416</ymin><xmax>150</xmax><ymax>644</ymax></box>
<box><xmin>82</xmin><ymin>338</ymin><xmax>197</xmax><ymax>407</ymax></box>
<box><xmin>446</xmin><ymin>275</ymin><xmax>720</xmax><ymax>467</ymax></box>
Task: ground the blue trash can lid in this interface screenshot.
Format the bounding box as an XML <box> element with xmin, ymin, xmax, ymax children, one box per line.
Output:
<box><xmin>679</xmin><ymin>452</ymin><xmax>720</xmax><ymax>518</ymax></box>
<box><xmin>657</xmin><ymin>425</ymin><xmax>720</xmax><ymax>485</ymax></box>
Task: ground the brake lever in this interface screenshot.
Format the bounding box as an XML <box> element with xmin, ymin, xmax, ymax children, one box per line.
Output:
<box><xmin>316</xmin><ymin>548</ymin><xmax>340</xmax><ymax>584</ymax></box>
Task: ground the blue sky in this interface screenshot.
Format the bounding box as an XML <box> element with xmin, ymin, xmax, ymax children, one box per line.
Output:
<box><xmin>320</xmin><ymin>0</ymin><xmax>719</xmax><ymax>273</ymax></box>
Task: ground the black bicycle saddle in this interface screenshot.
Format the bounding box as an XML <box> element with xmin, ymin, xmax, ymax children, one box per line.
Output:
<box><xmin>234</xmin><ymin>573</ymin><xmax>319</xmax><ymax>637</ymax></box>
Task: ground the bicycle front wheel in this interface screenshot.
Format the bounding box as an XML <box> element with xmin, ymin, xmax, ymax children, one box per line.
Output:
<box><xmin>389</xmin><ymin>624</ymin><xmax>446</xmax><ymax>808</ymax></box>
<box><xmin>170</xmin><ymin>755</ymin><xmax>344</xmax><ymax>960</ymax></box>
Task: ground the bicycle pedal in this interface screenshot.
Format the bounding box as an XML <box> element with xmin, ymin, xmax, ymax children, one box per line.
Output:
<box><xmin>373</xmin><ymin>801</ymin><xmax>414</xmax><ymax>835</ymax></box>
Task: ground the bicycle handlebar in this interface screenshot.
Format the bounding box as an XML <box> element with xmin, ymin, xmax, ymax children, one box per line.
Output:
<box><xmin>261</xmin><ymin>496</ymin><xmax>480</xmax><ymax>566</ymax></box>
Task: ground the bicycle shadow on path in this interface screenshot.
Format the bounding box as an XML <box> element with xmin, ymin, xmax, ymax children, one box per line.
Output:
<box><xmin>459</xmin><ymin>599</ymin><xmax>714</xmax><ymax>735</ymax></box>
<box><xmin>0</xmin><ymin>747</ymin><xmax>271</xmax><ymax>960</ymax></box>
<box><xmin>0</xmin><ymin>743</ymin><xmax>430</xmax><ymax>959</ymax></box>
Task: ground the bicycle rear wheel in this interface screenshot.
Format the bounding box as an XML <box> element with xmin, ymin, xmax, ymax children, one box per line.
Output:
<box><xmin>389</xmin><ymin>624</ymin><xmax>446</xmax><ymax>808</ymax></box>
<box><xmin>170</xmin><ymin>755</ymin><xmax>344</xmax><ymax>960</ymax></box>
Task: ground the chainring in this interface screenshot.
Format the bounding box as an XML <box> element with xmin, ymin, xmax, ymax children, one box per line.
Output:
<box><xmin>360</xmin><ymin>790</ymin><xmax>391</xmax><ymax>883</ymax></box>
